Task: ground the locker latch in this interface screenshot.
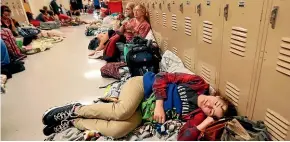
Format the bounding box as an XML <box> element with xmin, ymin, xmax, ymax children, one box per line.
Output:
<box><xmin>197</xmin><ymin>4</ymin><xmax>201</xmax><ymax>16</ymax></box>
<box><xmin>270</xmin><ymin>6</ymin><xmax>279</xmax><ymax>29</ymax></box>
<box><xmin>179</xmin><ymin>3</ymin><xmax>184</xmax><ymax>13</ymax></box>
<box><xmin>147</xmin><ymin>3</ymin><xmax>149</xmax><ymax>9</ymax></box>
<box><xmin>224</xmin><ymin>4</ymin><xmax>229</xmax><ymax>21</ymax></box>
<box><xmin>159</xmin><ymin>3</ymin><xmax>162</xmax><ymax>10</ymax></box>
<box><xmin>152</xmin><ymin>3</ymin><xmax>155</xmax><ymax>9</ymax></box>
<box><xmin>167</xmin><ymin>3</ymin><xmax>171</xmax><ymax>12</ymax></box>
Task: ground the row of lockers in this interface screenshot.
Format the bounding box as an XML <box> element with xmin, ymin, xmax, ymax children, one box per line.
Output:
<box><xmin>124</xmin><ymin>0</ymin><xmax>290</xmax><ymax>140</ymax></box>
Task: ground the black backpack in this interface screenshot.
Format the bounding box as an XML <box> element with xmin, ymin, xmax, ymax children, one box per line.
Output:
<box><xmin>126</xmin><ymin>39</ymin><xmax>161</xmax><ymax>77</ymax></box>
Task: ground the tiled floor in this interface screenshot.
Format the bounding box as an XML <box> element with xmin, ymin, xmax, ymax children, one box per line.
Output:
<box><xmin>1</xmin><ymin>15</ymin><xmax>114</xmax><ymax>140</ymax></box>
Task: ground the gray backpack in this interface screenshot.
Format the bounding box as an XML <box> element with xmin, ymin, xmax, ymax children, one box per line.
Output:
<box><xmin>40</xmin><ymin>21</ymin><xmax>61</xmax><ymax>30</ymax></box>
<box><xmin>221</xmin><ymin>116</ymin><xmax>272</xmax><ymax>141</ymax></box>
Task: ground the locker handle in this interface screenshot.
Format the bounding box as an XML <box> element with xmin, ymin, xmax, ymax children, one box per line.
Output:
<box><xmin>159</xmin><ymin>3</ymin><xmax>162</xmax><ymax>10</ymax></box>
<box><xmin>167</xmin><ymin>3</ymin><xmax>171</xmax><ymax>12</ymax></box>
<box><xmin>152</xmin><ymin>3</ymin><xmax>155</xmax><ymax>9</ymax></box>
<box><xmin>179</xmin><ymin>3</ymin><xmax>184</xmax><ymax>13</ymax></box>
<box><xmin>147</xmin><ymin>3</ymin><xmax>149</xmax><ymax>9</ymax></box>
<box><xmin>197</xmin><ymin>4</ymin><xmax>201</xmax><ymax>16</ymax></box>
<box><xmin>224</xmin><ymin>4</ymin><xmax>229</xmax><ymax>21</ymax></box>
<box><xmin>270</xmin><ymin>6</ymin><xmax>279</xmax><ymax>29</ymax></box>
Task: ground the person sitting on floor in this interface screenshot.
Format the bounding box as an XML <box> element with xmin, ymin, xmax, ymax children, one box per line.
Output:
<box><xmin>42</xmin><ymin>72</ymin><xmax>235</xmax><ymax>140</ymax></box>
<box><xmin>26</xmin><ymin>12</ymin><xmax>41</xmax><ymax>27</ymax></box>
<box><xmin>1</xmin><ymin>5</ymin><xmax>21</xmax><ymax>36</ymax></box>
<box><xmin>36</xmin><ymin>9</ymin><xmax>49</xmax><ymax>22</ymax></box>
<box><xmin>88</xmin><ymin>4</ymin><xmax>151</xmax><ymax>56</ymax></box>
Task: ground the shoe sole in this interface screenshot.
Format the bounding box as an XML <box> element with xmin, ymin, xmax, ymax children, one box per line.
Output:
<box><xmin>42</xmin><ymin>102</ymin><xmax>80</xmax><ymax>125</ymax></box>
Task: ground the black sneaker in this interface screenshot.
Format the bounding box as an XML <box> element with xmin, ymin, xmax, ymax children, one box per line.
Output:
<box><xmin>42</xmin><ymin>103</ymin><xmax>81</xmax><ymax>126</ymax></box>
<box><xmin>43</xmin><ymin>120</ymin><xmax>73</xmax><ymax>136</ymax></box>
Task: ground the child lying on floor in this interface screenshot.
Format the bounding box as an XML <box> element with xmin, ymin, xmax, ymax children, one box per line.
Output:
<box><xmin>42</xmin><ymin>72</ymin><xmax>236</xmax><ymax>140</ymax></box>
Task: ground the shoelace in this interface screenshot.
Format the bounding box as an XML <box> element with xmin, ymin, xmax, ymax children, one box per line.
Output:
<box><xmin>53</xmin><ymin>120</ymin><xmax>71</xmax><ymax>133</ymax></box>
<box><xmin>53</xmin><ymin>104</ymin><xmax>77</xmax><ymax>121</ymax></box>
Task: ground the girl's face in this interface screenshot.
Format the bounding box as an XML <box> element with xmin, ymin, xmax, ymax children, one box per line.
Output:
<box><xmin>133</xmin><ymin>6</ymin><xmax>145</xmax><ymax>19</ymax></box>
<box><xmin>2</xmin><ymin>11</ymin><xmax>11</xmax><ymax>18</ymax></box>
<box><xmin>125</xmin><ymin>5</ymin><xmax>133</xmax><ymax>17</ymax></box>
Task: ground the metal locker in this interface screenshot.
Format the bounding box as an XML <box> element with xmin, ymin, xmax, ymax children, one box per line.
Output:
<box><xmin>218</xmin><ymin>0</ymin><xmax>267</xmax><ymax>115</ymax></box>
<box><xmin>2</xmin><ymin>0</ymin><xmax>28</xmax><ymax>23</ymax></box>
<box><xmin>178</xmin><ymin>0</ymin><xmax>199</xmax><ymax>72</ymax></box>
<box><xmin>159</xmin><ymin>0</ymin><xmax>171</xmax><ymax>52</ymax></box>
<box><xmin>252</xmin><ymin>0</ymin><xmax>290</xmax><ymax>140</ymax></box>
<box><xmin>195</xmin><ymin>0</ymin><xmax>224</xmax><ymax>89</ymax></box>
<box><xmin>167</xmin><ymin>0</ymin><xmax>183</xmax><ymax>57</ymax></box>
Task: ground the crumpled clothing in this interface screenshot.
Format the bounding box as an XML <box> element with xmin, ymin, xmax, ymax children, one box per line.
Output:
<box><xmin>45</xmin><ymin>128</ymin><xmax>84</xmax><ymax>141</ymax></box>
<box><xmin>38</xmin><ymin>30</ymin><xmax>65</xmax><ymax>38</ymax></box>
<box><xmin>30</xmin><ymin>37</ymin><xmax>63</xmax><ymax>52</ymax></box>
<box><xmin>102</xmin><ymin>73</ymin><xmax>131</xmax><ymax>99</ymax></box>
<box><xmin>101</xmin><ymin>120</ymin><xmax>183</xmax><ymax>141</ymax></box>
<box><xmin>1</xmin><ymin>74</ymin><xmax>7</xmax><ymax>94</ymax></box>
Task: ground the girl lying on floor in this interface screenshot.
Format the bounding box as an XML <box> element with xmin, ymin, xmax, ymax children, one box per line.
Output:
<box><xmin>42</xmin><ymin>72</ymin><xmax>236</xmax><ymax>140</ymax></box>
<box><xmin>88</xmin><ymin>4</ymin><xmax>151</xmax><ymax>57</ymax></box>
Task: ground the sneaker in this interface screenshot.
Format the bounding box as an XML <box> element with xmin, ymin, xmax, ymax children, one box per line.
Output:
<box><xmin>42</xmin><ymin>103</ymin><xmax>81</xmax><ymax>126</ymax></box>
<box><xmin>43</xmin><ymin>120</ymin><xmax>73</xmax><ymax>136</ymax></box>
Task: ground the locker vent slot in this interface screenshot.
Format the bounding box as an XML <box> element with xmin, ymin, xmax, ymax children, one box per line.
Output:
<box><xmin>163</xmin><ymin>40</ymin><xmax>168</xmax><ymax>51</ymax></box>
<box><xmin>156</xmin><ymin>12</ymin><xmax>160</xmax><ymax>25</ymax></box>
<box><xmin>202</xmin><ymin>21</ymin><xmax>213</xmax><ymax>44</ymax></box>
<box><xmin>225</xmin><ymin>82</ymin><xmax>239</xmax><ymax>107</ymax></box>
<box><xmin>184</xmin><ymin>54</ymin><xmax>191</xmax><ymax>69</ymax></box>
<box><xmin>162</xmin><ymin>13</ymin><xmax>167</xmax><ymax>28</ymax></box>
<box><xmin>156</xmin><ymin>36</ymin><xmax>161</xmax><ymax>47</ymax></box>
<box><xmin>172</xmin><ymin>14</ymin><xmax>177</xmax><ymax>31</ymax></box>
<box><xmin>149</xmin><ymin>10</ymin><xmax>153</xmax><ymax>21</ymax></box>
<box><xmin>276</xmin><ymin>37</ymin><xmax>290</xmax><ymax>76</ymax></box>
<box><xmin>264</xmin><ymin>109</ymin><xmax>289</xmax><ymax>141</ymax></box>
<box><xmin>201</xmin><ymin>65</ymin><xmax>210</xmax><ymax>83</ymax></box>
<box><xmin>173</xmin><ymin>47</ymin><xmax>178</xmax><ymax>55</ymax></box>
<box><xmin>230</xmin><ymin>27</ymin><xmax>248</xmax><ymax>57</ymax></box>
<box><xmin>184</xmin><ymin>17</ymin><xmax>192</xmax><ymax>36</ymax></box>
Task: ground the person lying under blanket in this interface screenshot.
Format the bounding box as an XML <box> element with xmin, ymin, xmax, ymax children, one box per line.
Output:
<box><xmin>88</xmin><ymin>4</ymin><xmax>151</xmax><ymax>57</ymax></box>
<box><xmin>42</xmin><ymin>72</ymin><xmax>236</xmax><ymax>140</ymax></box>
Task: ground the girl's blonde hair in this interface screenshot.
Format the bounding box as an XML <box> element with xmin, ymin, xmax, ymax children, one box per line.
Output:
<box><xmin>135</xmin><ymin>4</ymin><xmax>150</xmax><ymax>22</ymax></box>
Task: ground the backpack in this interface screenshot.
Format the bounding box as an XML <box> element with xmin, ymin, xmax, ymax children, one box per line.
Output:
<box><xmin>100</xmin><ymin>62</ymin><xmax>127</xmax><ymax>79</ymax></box>
<box><xmin>126</xmin><ymin>39</ymin><xmax>161</xmax><ymax>76</ymax></box>
<box><xmin>88</xmin><ymin>37</ymin><xmax>99</xmax><ymax>50</ymax></box>
<box><xmin>221</xmin><ymin>116</ymin><xmax>272</xmax><ymax>141</ymax></box>
<box><xmin>40</xmin><ymin>21</ymin><xmax>61</xmax><ymax>30</ymax></box>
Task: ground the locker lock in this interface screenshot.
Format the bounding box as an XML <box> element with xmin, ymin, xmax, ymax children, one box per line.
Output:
<box><xmin>224</xmin><ymin>4</ymin><xmax>229</xmax><ymax>21</ymax></box>
<box><xmin>179</xmin><ymin>3</ymin><xmax>183</xmax><ymax>13</ymax></box>
<box><xmin>197</xmin><ymin>4</ymin><xmax>201</xmax><ymax>16</ymax></box>
<box><xmin>167</xmin><ymin>3</ymin><xmax>171</xmax><ymax>12</ymax></box>
<box><xmin>270</xmin><ymin>6</ymin><xmax>279</xmax><ymax>29</ymax></box>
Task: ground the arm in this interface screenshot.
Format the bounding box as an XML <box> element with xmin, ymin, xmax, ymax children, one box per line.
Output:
<box><xmin>177</xmin><ymin>112</ymin><xmax>207</xmax><ymax>141</ymax></box>
<box><xmin>136</xmin><ymin>23</ymin><xmax>151</xmax><ymax>38</ymax></box>
<box><xmin>153</xmin><ymin>72</ymin><xmax>201</xmax><ymax>100</ymax></box>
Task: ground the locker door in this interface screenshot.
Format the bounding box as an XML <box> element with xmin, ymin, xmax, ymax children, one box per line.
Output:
<box><xmin>178</xmin><ymin>0</ymin><xmax>199</xmax><ymax>72</ymax></box>
<box><xmin>168</xmin><ymin>0</ymin><xmax>183</xmax><ymax>57</ymax></box>
<box><xmin>195</xmin><ymin>0</ymin><xmax>224</xmax><ymax>89</ymax></box>
<box><xmin>154</xmin><ymin>0</ymin><xmax>163</xmax><ymax>47</ymax></box>
<box><xmin>159</xmin><ymin>0</ymin><xmax>171</xmax><ymax>52</ymax></box>
<box><xmin>219</xmin><ymin>0</ymin><xmax>267</xmax><ymax>115</ymax></box>
<box><xmin>253</xmin><ymin>0</ymin><xmax>290</xmax><ymax>140</ymax></box>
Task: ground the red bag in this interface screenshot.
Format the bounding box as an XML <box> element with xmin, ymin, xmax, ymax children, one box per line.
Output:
<box><xmin>198</xmin><ymin>118</ymin><xmax>231</xmax><ymax>141</ymax></box>
<box><xmin>100</xmin><ymin>62</ymin><xmax>127</xmax><ymax>79</ymax></box>
<box><xmin>108</xmin><ymin>1</ymin><xmax>123</xmax><ymax>14</ymax></box>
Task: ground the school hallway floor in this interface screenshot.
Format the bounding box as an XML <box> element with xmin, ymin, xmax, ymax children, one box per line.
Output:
<box><xmin>0</xmin><ymin>15</ymin><xmax>115</xmax><ymax>140</ymax></box>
